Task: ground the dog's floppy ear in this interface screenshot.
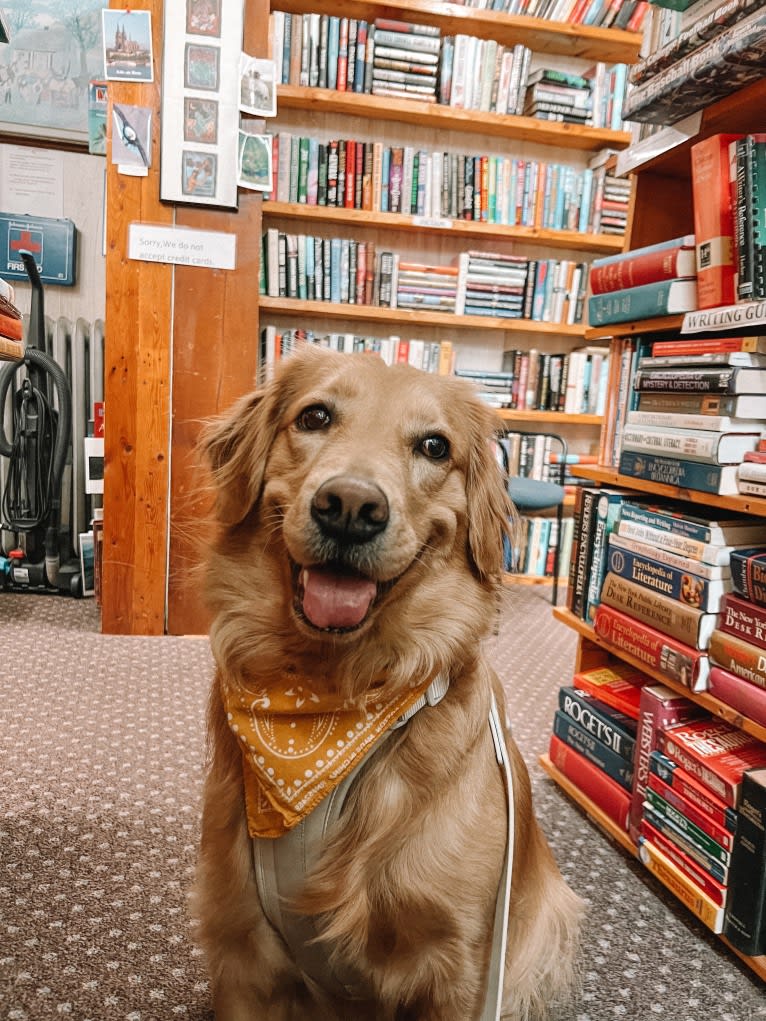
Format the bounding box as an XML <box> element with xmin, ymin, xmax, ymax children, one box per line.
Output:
<box><xmin>199</xmin><ymin>385</ymin><xmax>282</xmax><ymax>526</ymax></box>
<box><xmin>464</xmin><ymin>403</ymin><xmax>517</xmax><ymax>582</ymax></box>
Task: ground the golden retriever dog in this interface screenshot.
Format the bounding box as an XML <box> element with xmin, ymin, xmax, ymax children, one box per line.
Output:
<box><xmin>194</xmin><ymin>346</ymin><xmax>582</xmax><ymax>1021</ymax></box>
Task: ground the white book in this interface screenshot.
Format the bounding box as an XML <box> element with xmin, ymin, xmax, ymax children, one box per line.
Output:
<box><xmin>0</xmin><ymin>277</ymin><xmax>15</xmax><ymax>303</ymax></box>
<box><xmin>627</xmin><ymin>410</ymin><xmax>766</xmax><ymax>433</ymax></box>
<box><xmin>736</xmin><ymin>461</ymin><xmax>766</xmax><ymax>483</ymax></box>
<box><xmin>450</xmin><ymin>35</ymin><xmax>468</xmax><ymax>109</ymax></box>
<box><xmin>737</xmin><ymin>477</ymin><xmax>766</xmax><ymax>499</ymax></box>
<box><xmin>620</xmin><ymin>425</ymin><xmax>760</xmax><ymax>465</ymax></box>
<box><xmin>276</xmin><ymin>132</ymin><xmax>292</xmax><ymax>202</ymax></box>
<box><xmin>608</xmin><ymin>532</ymin><xmax>732</xmax><ymax>581</ymax></box>
<box><xmin>615</xmin><ymin>519</ymin><xmax>760</xmax><ymax>567</ymax></box>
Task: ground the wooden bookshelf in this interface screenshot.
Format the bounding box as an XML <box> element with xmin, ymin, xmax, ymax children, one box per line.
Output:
<box><xmin>274</xmin><ymin>0</ymin><xmax>643</xmax><ymax>64</ymax></box>
<box><xmin>499</xmin><ymin>410</ymin><xmax>602</xmax><ymax>426</ymax></box>
<box><xmin>262</xmin><ymin>201</ymin><xmax>626</xmax><ymax>255</ymax></box>
<box><xmin>259</xmin><ymin>295</ymin><xmax>588</xmax><ymax>336</ymax></box>
<box><xmin>584</xmin><ymin>314</ymin><xmax>685</xmax><ymax>341</ymax></box>
<box><xmin>278</xmin><ymin>84</ymin><xmax>632</xmax><ymax>152</ymax></box>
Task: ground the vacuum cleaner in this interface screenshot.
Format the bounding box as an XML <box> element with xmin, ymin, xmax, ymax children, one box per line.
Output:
<box><xmin>0</xmin><ymin>250</ymin><xmax>83</xmax><ymax>595</ymax></box>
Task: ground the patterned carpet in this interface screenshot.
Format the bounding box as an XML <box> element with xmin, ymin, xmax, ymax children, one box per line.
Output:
<box><xmin>1</xmin><ymin>588</ymin><xmax>764</xmax><ymax>1020</ymax></box>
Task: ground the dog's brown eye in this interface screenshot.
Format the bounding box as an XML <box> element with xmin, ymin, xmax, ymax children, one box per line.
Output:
<box><xmin>419</xmin><ymin>435</ymin><xmax>450</xmax><ymax>460</ymax></box>
<box><xmin>297</xmin><ymin>404</ymin><xmax>332</xmax><ymax>431</ymax></box>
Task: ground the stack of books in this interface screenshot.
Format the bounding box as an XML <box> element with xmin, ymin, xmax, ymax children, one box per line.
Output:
<box><xmin>619</xmin><ymin>344</ymin><xmax>766</xmax><ymax>495</ymax></box>
<box><xmin>454</xmin><ymin>368</ymin><xmax>513</xmax><ymax>409</ymax></box>
<box><xmin>588</xmin><ymin>233</ymin><xmax>698</xmax><ymax>327</ymax></box>
<box><xmin>707</xmin><ymin>549</ymin><xmax>766</xmax><ymax>728</ymax></box>
<box><xmin>0</xmin><ymin>277</ymin><xmax>23</xmax><ymax>359</ymax></box>
<box><xmin>394</xmin><ymin>260</ymin><xmax>458</xmax><ymax>312</ymax></box>
<box><xmin>592</xmin><ymin>500</ymin><xmax>766</xmax><ymax>691</ymax></box>
<box><xmin>737</xmin><ymin>439</ymin><xmax>766</xmax><ymax>498</ymax></box>
<box><xmin>370</xmin><ymin>18</ymin><xmax>440</xmax><ymax>103</ymax></box>
<box><xmin>567</xmin><ymin>485</ymin><xmax>632</xmax><ymax>623</ymax></box>
<box><xmin>454</xmin><ymin>250</ymin><xmax>528</xmax><ymax>319</ymax></box>
<box><xmin>521</xmin><ymin>68</ymin><xmax>592</xmax><ymax>125</ymax></box>
<box><xmin>547</xmin><ymin>661</ymin><xmax>655</xmax><ymax>831</ymax></box>
<box><xmin>593</xmin><ymin>167</ymin><xmax>631</xmax><ymax>235</ymax></box>
<box><xmin>640</xmin><ymin>713</ymin><xmax>766</xmax><ymax>935</ymax></box>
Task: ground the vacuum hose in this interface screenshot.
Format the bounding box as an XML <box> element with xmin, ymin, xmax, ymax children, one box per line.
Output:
<box><xmin>0</xmin><ymin>348</ymin><xmax>72</xmax><ymax>584</ymax></box>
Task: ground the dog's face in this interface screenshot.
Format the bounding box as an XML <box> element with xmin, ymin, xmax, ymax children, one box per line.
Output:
<box><xmin>201</xmin><ymin>347</ymin><xmax>512</xmax><ymax>686</ymax></box>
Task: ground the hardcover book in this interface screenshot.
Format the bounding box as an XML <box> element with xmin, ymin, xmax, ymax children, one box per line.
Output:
<box><xmin>638</xmin><ymin>836</ymin><xmax>726</xmax><ymax>933</ymax></box>
<box><xmin>608</xmin><ymin>531</ymin><xmax>733</xmax><ymax>581</ymax></box>
<box><xmin>719</xmin><ymin>592</ymin><xmax>766</xmax><ymax>651</ymax></box>
<box><xmin>606</xmin><ymin>538</ymin><xmax>731</xmax><ymax>613</ymax></box>
<box><xmin>558</xmin><ymin>685</ymin><xmax>637</xmax><ymax>762</ymax></box>
<box><xmin>708</xmin><ymin>665</ymin><xmax>766</xmax><ymax>729</ymax></box>
<box><xmin>618</xmin><ymin>451</ymin><xmax>739</xmax><ymax>497</ymax></box>
<box><xmin>590</xmin><ymin>235</ymin><xmax>696</xmax><ymax>294</ymax></box>
<box><xmin>722</xmin><ymin>766</ymin><xmax>766</xmax><ymax>955</ymax></box>
<box><xmin>620</xmin><ymin>425</ymin><xmax>759</xmax><ymax>465</ymax></box>
<box><xmin>616</xmin><ymin>502</ymin><xmax>766</xmax><ymax>546</ymax></box>
<box><xmin>729</xmin><ymin>548</ymin><xmax>766</xmax><ymax>607</ymax></box>
<box><xmin>548</xmin><ymin>733</ymin><xmax>631</xmax><ymax>831</ymax></box>
<box><xmin>593</xmin><ymin>603</ymin><xmax>711</xmax><ymax>691</ymax></box>
<box><xmin>659</xmin><ymin>718</ymin><xmax>766</xmax><ymax>807</ymax></box>
<box><xmin>650</xmin><ymin>748</ymin><xmax>738</xmax><ymax>833</ymax></box>
<box><xmin>588</xmin><ymin>278</ymin><xmax>698</xmax><ymax>326</ymax></box>
<box><xmin>646</xmin><ymin>774</ymin><xmax>736</xmax><ymax>854</ymax></box>
<box><xmin>629</xmin><ymin>683</ymin><xmax>705</xmax><ymax>843</ymax></box>
<box><xmin>708</xmin><ymin>627</ymin><xmax>766</xmax><ymax>690</ymax></box>
<box><xmin>571</xmin><ymin>661</ymin><xmax>652</xmax><ymax>720</ymax></box>
<box><xmin>552</xmin><ymin>710</ymin><xmax>633</xmax><ymax>791</ymax></box>
<box><xmin>632</xmin><ymin>365</ymin><xmax>766</xmax><ymax>394</ymax></box>
<box><xmin>639</xmin><ymin>819</ymin><xmax>728</xmax><ymax>907</ymax></box>
<box><xmin>600</xmin><ymin>572</ymin><xmax>718</xmax><ymax>650</ymax></box>
<box><xmin>691</xmin><ymin>133</ymin><xmax>741</xmax><ymax>308</ymax></box>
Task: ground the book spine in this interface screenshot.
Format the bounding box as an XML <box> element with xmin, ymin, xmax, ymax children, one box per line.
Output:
<box><xmin>606</xmin><ymin>541</ymin><xmax>727</xmax><ymax>613</ymax></box>
<box><xmin>617</xmin><ymin>503</ymin><xmax>735</xmax><ymax>545</ymax></box>
<box><xmin>615</xmin><ymin>519</ymin><xmax>730</xmax><ymax>566</ymax></box>
<box><xmin>729</xmin><ymin>551</ymin><xmax>766</xmax><ymax>607</ymax></box>
<box><xmin>618</xmin><ymin>451</ymin><xmax>735</xmax><ymax>497</ymax></box>
<box><xmin>593</xmin><ymin>603</ymin><xmax>710</xmax><ymax>690</ymax></box>
<box><xmin>708</xmin><ymin>665</ymin><xmax>766</xmax><ymax>729</ymax></box>
<box><xmin>552</xmin><ymin>711</ymin><xmax>633</xmax><ymax>791</ymax></box>
<box><xmin>620</xmin><ymin>427</ymin><xmax>750</xmax><ymax>465</ymax></box>
<box><xmin>585</xmin><ymin>492</ymin><xmax>629</xmax><ymax>624</ymax></box>
<box><xmin>558</xmin><ymin>686</ymin><xmax>636</xmax><ymax>761</ymax></box>
<box><xmin>587</xmin><ymin>279</ymin><xmax>693</xmax><ymax>325</ymax></box>
<box><xmin>650</xmin><ymin>749</ymin><xmax>738</xmax><ymax>831</ymax></box>
<box><xmin>628</xmin><ymin>682</ymin><xmax>702</xmax><ymax>845</ymax></box>
<box><xmin>722</xmin><ymin>768</ymin><xmax>766</xmax><ymax>955</ymax></box>
<box><xmin>568</xmin><ymin>487</ymin><xmax>600</xmax><ymax>620</ymax></box>
<box><xmin>659</xmin><ymin>732</ymin><xmax>738</xmax><ymax>808</ymax></box>
<box><xmin>719</xmin><ymin>593</ymin><xmax>766</xmax><ymax>651</ymax></box>
<box><xmin>637</xmin><ymin>837</ymin><xmax>725</xmax><ymax>932</ymax></box>
<box><xmin>691</xmin><ymin>132</ymin><xmax>740</xmax><ymax>309</ymax></box>
<box><xmin>708</xmin><ymin>628</ymin><xmax>766</xmax><ymax>689</ymax></box>
<box><xmin>548</xmin><ymin>733</ymin><xmax>631</xmax><ymax>831</ymax></box>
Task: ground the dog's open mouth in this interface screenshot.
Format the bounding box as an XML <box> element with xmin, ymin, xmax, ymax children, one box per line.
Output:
<box><xmin>295</xmin><ymin>563</ymin><xmax>379</xmax><ymax>632</ymax></box>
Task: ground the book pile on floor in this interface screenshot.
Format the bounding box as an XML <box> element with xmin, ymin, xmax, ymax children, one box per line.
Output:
<box><xmin>587</xmin><ymin>233</ymin><xmax>698</xmax><ymax>327</ymax></box>
<box><xmin>0</xmin><ymin>277</ymin><xmax>23</xmax><ymax>359</ymax></box>
<box><xmin>548</xmin><ymin>660</ymin><xmax>766</xmax><ymax>943</ymax></box>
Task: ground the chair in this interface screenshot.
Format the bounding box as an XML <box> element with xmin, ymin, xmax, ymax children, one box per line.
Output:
<box><xmin>499</xmin><ymin>431</ymin><xmax>568</xmax><ymax>605</ymax></box>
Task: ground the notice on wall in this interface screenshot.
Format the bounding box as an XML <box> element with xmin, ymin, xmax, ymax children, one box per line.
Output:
<box><xmin>128</xmin><ymin>223</ymin><xmax>236</xmax><ymax>270</ymax></box>
<box><xmin>0</xmin><ymin>147</ymin><xmax>64</xmax><ymax>219</ymax></box>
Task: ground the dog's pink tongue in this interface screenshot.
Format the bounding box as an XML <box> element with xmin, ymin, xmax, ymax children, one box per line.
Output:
<box><xmin>301</xmin><ymin>567</ymin><xmax>376</xmax><ymax>629</ymax></box>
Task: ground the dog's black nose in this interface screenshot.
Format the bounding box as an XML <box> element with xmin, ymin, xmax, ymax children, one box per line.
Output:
<box><xmin>311</xmin><ymin>476</ymin><xmax>389</xmax><ymax>542</ymax></box>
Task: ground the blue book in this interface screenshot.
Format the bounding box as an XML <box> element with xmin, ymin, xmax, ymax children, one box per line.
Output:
<box><xmin>578</xmin><ymin>168</ymin><xmax>593</xmax><ymax>233</ymax></box>
<box><xmin>642</xmin><ymin>804</ymin><xmax>728</xmax><ymax>884</ymax></box>
<box><xmin>329</xmin><ymin>237</ymin><xmax>342</xmax><ymax>303</ymax></box>
<box><xmin>589</xmin><ymin>278</ymin><xmax>698</xmax><ymax>325</ymax></box>
<box><xmin>353</xmin><ymin>20</ymin><xmax>368</xmax><ymax>93</ymax></box>
<box><xmin>558</xmin><ymin>685</ymin><xmax>636</xmax><ymax>762</ymax></box>
<box><xmin>327</xmin><ymin>16</ymin><xmax>340</xmax><ymax>91</ymax></box>
<box><xmin>552</xmin><ymin>710</ymin><xmax>633</xmax><ymax>792</ymax></box>
<box><xmin>380</xmin><ymin>147</ymin><xmax>391</xmax><ymax>212</ymax></box>
<box><xmin>618</xmin><ymin>450</ymin><xmax>739</xmax><ymax>495</ymax></box>
<box><xmin>606</xmin><ymin>538</ymin><xmax>730</xmax><ymax>612</ymax></box>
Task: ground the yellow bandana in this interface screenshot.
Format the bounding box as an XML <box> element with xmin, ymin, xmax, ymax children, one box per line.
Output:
<box><xmin>221</xmin><ymin>673</ymin><xmax>436</xmax><ymax>838</ymax></box>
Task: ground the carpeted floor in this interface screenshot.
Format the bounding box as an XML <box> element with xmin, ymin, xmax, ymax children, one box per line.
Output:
<box><xmin>1</xmin><ymin>588</ymin><xmax>764</xmax><ymax>1021</ymax></box>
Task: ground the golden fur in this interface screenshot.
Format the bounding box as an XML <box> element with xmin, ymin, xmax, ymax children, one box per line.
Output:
<box><xmin>193</xmin><ymin>346</ymin><xmax>582</xmax><ymax>1020</ymax></box>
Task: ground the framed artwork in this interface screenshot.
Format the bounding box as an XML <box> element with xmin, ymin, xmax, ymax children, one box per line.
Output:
<box><xmin>161</xmin><ymin>0</ymin><xmax>244</xmax><ymax>208</ymax></box>
<box><xmin>0</xmin><ymin>0</ymin><xmax>105</xmax><ymax>144</ymax></box>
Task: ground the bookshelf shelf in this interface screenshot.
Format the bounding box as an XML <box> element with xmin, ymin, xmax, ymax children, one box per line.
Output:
<box><xmin>499</xmin><ymin>410</ymin><xmax>602</xmax><ymax>425</ymax></box>
<box><xmin>278</xmin><ymin>85</ymin><xmax>632</xmax><ymax>153</ymax></box>
<box><xmin>274</xmin><ymin>0</ymin><xmax>643</xmax><ymax>64</ymax></box>
<box><xmin>263</xmin><ymin>201</ymin><xmax>625</xmax><ymax>256</ymax></box>
<box><xmin>584</xmin><ymin>314</ymin><xmax>685</xmax><ymax>341</ymax></box>
<box><xmin>259</xmin><ymin>295</ymin><xmax>588</xmax><ymax>336</ymax></box>
<box><xmin>569</xmin><ymin>464</ymin><xmax>766</xmax><ymax>517</ymax></box>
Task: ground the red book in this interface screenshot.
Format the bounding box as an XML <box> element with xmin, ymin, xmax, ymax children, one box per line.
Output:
<box><xmin>708</xmin><ymin>664</ymin><xmax>766</xmax><ymax>729</ymax></box>
<box><xmin>651</xmin><ymin>748</ymin><xmax>737</xmax><ymax>832</ymax></box>
<box><xmin>719</xmin><ymin>592</ymin><xmax>766</xmax><ymax>651</ymax></box>
<box><xmin>659</xmin><ymin>717</ymin><xmax>766</xmax><ymax>807</ymax></box>
<box><xmin>337</xmin><ymin>17</ymin><xmax>349</xmax><ymax>91</ymax></box>
<box><xmin>647</xmin><ymin>771</ymin><xmax>735</xmax><ymax>852</ymax></box>
<box><xmin>651</xmin><ymin>336</ymin><xmax>766</xmax><ymax>357</ymax></box>
<box><xmin>344</xmin><ymin>138</ymin><xmax>356</xmax><ymax>209</ymax></box>
<box><xmin>548</xmin><ymin>733</ymin><xmax>631</xmax><ymax>832</ymax></box>
<box><xmin>592</xmin><ymin>603</ymin><xmax>711</xmax><ymax>692</ymax></box>
<box><xmin>571</xmin><ymin>661</ymin><xmax>652</xmax><ymax>720</ymax></box>
<box><xmin>690</xmin><ymin>133</ymin><xmax>742</xmax><ymax>309</ymax></box>
<box><xmin>629</xmin><ymin>683</ymin><xmax>702</xmax><ymax>843</ymax></box>
<box><xmin>639</xmin><ymin>819</ymin><xmax>728</xmax><ymax>907</ymax></box>
<box><xmin>395</xmin><ymin>339</ymin><xmax>409</xmax><ymax>363</ymax></box>
<box><xmin>590</xmin><ymin>236</ymin><xmax>696</xmax><ymax>294</ymax></box>
<box><xmin>626</xmin><ymin>1</ymin><xmax>650</xmax><ymax>31</ymax></box>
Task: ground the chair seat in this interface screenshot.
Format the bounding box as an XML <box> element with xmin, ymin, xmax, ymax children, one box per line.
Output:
<box><xmin>508</xmin><ymin>476</ymin><xmax>564</xmax><ymax>511</ymax></box>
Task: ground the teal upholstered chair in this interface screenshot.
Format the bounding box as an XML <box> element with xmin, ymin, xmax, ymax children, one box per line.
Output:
<box><xmin>500</xmin><ymin>432</ymin><xmax>568</xmax><ymax>605</ymax></box>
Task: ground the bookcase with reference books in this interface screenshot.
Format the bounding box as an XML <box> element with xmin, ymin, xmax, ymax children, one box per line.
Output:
<box><xmin>260</xmin><ymin>0</ymin><xmax>644</xmax><ymax>586</ymax></box>
<box><xmin>541</xmin><ymin>72</ymin><xmax>766</xmax><ymax>981</ymax></box>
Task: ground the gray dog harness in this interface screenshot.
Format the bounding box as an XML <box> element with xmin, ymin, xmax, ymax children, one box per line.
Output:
<box><xmin>252</xmin><ymin>677</ymin><xmax>514</xmax><ymax>1020</ymax></box>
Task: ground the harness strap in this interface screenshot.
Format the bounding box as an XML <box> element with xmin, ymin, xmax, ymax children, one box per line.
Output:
<box><xmin>482</xmin><ymin>694</ymin><xmax>515</xmax><ymax>1021</ymax></box>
